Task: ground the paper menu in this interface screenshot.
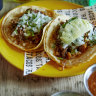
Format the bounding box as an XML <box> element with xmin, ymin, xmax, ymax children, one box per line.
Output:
<box><xmin>24</xmin><ymin>51</ymin><xmax>50</xmax><ymax>75</ymax></box>
<box><xmin>24</xmin><ymin>5</ymin><xmax>96</xmax><ymax>76</ymax></box>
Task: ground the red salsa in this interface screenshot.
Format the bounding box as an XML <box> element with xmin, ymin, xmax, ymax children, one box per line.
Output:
<box><xmin>88</xmin><ymin>71</ymin><xmax>96</xmax><ymax>96</ymax></box>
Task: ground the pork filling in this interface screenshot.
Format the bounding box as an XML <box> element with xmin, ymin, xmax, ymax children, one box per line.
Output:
<box><xmin>52</xmin><ymin>20</ymin><xmax>96</xmax><ymax>60</ymax></box>
<box><xmin>11</xmin><ymin>9</ymin><xmax>52</xmax><ymax>47</ymax></box>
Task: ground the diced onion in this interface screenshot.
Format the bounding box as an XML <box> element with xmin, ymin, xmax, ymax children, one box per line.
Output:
<box><xmin>12</xmin><ymin>11</ymin><xmax>52</xmax><ymax>37</ymax></box>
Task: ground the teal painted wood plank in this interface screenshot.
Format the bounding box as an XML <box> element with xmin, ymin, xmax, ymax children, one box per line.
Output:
<box><xmin>63</xmin><ymin>0</ymin><xmax>96</xmax><ymax>6</ymax></box>
<box><xmin>89</xmin><ymin>0</ymin><xmax>96</xmax><ymax>6</ymax></box>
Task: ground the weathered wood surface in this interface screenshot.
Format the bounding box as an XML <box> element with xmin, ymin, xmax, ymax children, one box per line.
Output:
<box><xmin>0</xmin><ymin>2</ymin><xmax>89</xmax><ymax>96</ymax></box>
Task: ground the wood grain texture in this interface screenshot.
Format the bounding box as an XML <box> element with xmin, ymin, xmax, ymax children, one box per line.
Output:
<box><xmin>0</xmin><ymin>1</ymin><xmax>89</xmax><ymax>96</ymax></box>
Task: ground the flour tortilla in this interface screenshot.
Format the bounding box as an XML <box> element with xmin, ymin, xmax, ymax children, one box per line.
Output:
<box><xmin>1</xmin><ymin>6</ymin><xmax>57</xmax><ymax>52</ymax></box>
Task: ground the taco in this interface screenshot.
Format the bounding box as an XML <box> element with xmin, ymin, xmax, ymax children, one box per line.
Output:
<box><xmin>44</xmin><ymin>15</ymin><xmax>96</xmax><ymax>68</ymax></box>
<box><xmin>1</xmin><ymin>6</ymin><xmax>56</xmax><ymax>51</ymax></box>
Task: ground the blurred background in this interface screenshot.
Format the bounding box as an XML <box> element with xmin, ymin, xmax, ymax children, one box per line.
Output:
<box><xmin>3</xmin><ymin>0</ymin><xmax>96</xmax><ymax>6</ymax></box>
<box><xmin>1</xmin><ymin>0</ymin><xmax>96</xmax><ymax>19</ymax></box>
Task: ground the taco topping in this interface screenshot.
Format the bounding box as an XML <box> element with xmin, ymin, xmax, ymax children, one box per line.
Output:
<box><xmin>11</xmin><ymin>9</ymin><xmax>52</xmax><ymax>47</ymax></box>
<box><xmin>52</xmin><ymin>17</ymin><xmax>96</xmax><ymax>60</ymax></box>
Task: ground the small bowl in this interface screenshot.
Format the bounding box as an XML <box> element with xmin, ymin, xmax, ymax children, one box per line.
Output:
<box><xmin>84</xmin><ymin>64</ymin><xmax>96</xmax><ymax>96</ymax></box>
<box><xmin>51</xmin><ymin>91</ymin><xmax>83</xmax><ymax>96</ymax></box>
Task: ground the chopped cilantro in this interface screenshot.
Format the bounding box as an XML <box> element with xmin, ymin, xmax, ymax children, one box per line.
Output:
<box><xmin>51</xmin><ymin>43</ymin><xmax>56</xmax><ymax>48</ymax></box>
<box><xmin>62</xmin><ymin>17</ymin><xmax>78</xmax><ymax>28</ymax></box>
<box><xmin>25</xmin><ymin>9</ymin><xmax>31</xmax><ymax>14</ymax></box>
<box><xmin>14</xmin><ymin>30</ymin><xmax>18</xmax><ymax>35</ymax></box>
<box><xmin>27</xmin><ymin>10</ymin><xmax>31</xmax><ymax>14</ymax></box>
<box><xmin>28</xmin><ymin>29</ymin><xmax>35</xmax><ymax>37</ymax></box>
<box><xmin>71</xmin><ymin>49</ymin><xmax>75</xmax><ymax>55</ymax></box>
<box><xmin>26</xmin><ymin>31</ymin><xmax>31</xmax><ymax>36</ymax></box>
<box><xmin>28</xmin><ymin>16</ymin><xmax>31</xmax><ymax>20</ymax></box>
<box><xmin>58</xmin><ymin>57</ymin><xmax>63</xmax><ymax>60</ymax></box>
<box><xmin>32</xmin><ymin>14</ymin><xmax>36</xmax><ymax>19</ymax></box>
<box><xmin>89</xmin><ymin>40</ymin><xmax>96</xmax><ymax>46</ymax></box>
<box><xmin>31</xmin><ymin>23</ymin><xmax>37</xmax><ymax>27</ymax></box>
<box><xmin>31</xmin><ymin>31</ymin><xmax>35</xmax><ymax>36</ymax></box>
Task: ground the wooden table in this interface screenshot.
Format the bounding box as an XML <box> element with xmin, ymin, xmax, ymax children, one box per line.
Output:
<box><xmin>0</xmin><ymin>1</ymin><xmax>89</xmax><ymax>96</ymax></box>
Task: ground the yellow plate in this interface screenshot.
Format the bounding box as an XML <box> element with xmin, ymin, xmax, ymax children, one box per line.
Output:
<box><xmin>1</xmin><ymin>0</ymin><xmax>96</xmax><ymax>77</ymax></box>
